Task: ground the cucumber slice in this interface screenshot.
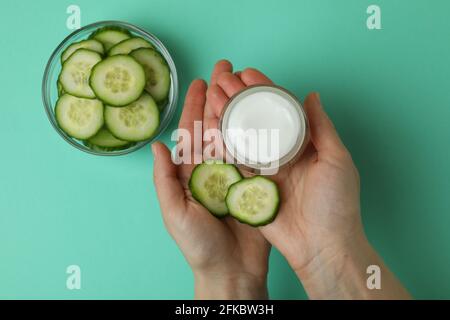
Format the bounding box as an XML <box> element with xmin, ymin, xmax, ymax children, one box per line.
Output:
<box><xmin>59</xmin><ymin>49</ymin><xmax>102</xmax><ymax>99</ymax></box>
<box><xmin>57</xmin><ymin>81</ymin><xmax>65</xmax><ymax>97</ymax></box>
<box><xmin>129</xmin><ymin>48</ymin><xmax>170</xmax><ymax>102</ymax></box>
<box><xmin>86</xmin><ymin>127</ymin><xmax>130</xmax><ymax>148</ymax></box>
<box><xmin>226</xmin><ymin>176</ymin><xmax>280</xmax><ymax>226</ymax></box>
<box><xmin>55</xmin><ymin>94</ymin><xmax>104</xmax><ymax>140</ymax></box>
<box><xmin>83</xmin><ymin>141</ymin><xmax>136</xmax><ymax>152</ymax></box>
<box><xmin>108</xmin><ymin>37</ymin><xmax>153</xmax><ymax>56</ymax></box>
<box><xmin>90</xmin><ymin>55</ymin><xmax>146</xmax><ymax>107</ymax></box>
<box><xmin>189</xmin><ymin>162</ymin><xmax>243</xmax><ymax>217</ymax></box>
<box><xmin>157</xmin><ymin>98</ymin><xmax>168</xmax><ymax>111</ymax></box>
<box><xmin>61</xmin><ymin>39</ymin><xmax>104</xmax><ymax>63</ymax></box>
<box><xmin>90</xmin><ymin>26</ymin><xmax>131</xmax><ymax>51</ymax></box>
<box><xmin>104</xmin><ymin>93</ymin><xmax>160</xmax><ymax>141</ymax></box>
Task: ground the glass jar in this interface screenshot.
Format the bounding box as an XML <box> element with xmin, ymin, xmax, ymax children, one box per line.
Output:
<box><xmin>219</xmin><ymin>85</ymin><xmax>309</xmax><ymax>174</ymax></box>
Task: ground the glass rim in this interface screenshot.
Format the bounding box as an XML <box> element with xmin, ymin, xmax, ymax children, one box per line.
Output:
<box><xmin>42</xmin><ymin>20</ymin><xmax>179</xmax><ymax>156</ymax></box>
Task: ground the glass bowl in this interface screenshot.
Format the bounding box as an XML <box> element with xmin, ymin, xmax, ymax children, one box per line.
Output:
<box><xmin>42</xmin><ymin>20</ymin><xmax>179</xmax><ymax>156</ymax></box>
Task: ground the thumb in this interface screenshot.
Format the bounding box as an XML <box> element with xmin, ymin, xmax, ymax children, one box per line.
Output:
<box><xmin>152</xmin><ymin>142</ymin><xmax>185</xmax><ymax>215</ymax></box>
<box><xmin>303</xmin><ymin>92</ymin><xmax>346</xmax><ymax>154</ymax></box>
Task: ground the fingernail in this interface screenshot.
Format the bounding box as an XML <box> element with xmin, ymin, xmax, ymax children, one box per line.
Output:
<box><xmin>315</xmin><ymin>92</ymin><xmax>322</xmax><ymax>105</ymax></box>
<box><xmin>218</xmin><ymin>59</ymin><xmax>232</xmax><ymax>67</ymax></box>
<box><xmin>151</xmin><ymin>143</ymin><xmax>158</xmax><ymax>157</ymax></box>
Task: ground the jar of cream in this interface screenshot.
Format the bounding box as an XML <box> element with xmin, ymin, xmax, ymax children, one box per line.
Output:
<box><xmin>219</xmin><ymin>85</ymin><xmax>309</xmax><ymax>175</ymax></box>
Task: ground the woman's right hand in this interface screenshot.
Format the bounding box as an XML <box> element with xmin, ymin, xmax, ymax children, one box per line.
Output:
<box><xmin>209</xmin><ymin>65</ymin><xmax>410</xmax><ymax>299</ymax></box>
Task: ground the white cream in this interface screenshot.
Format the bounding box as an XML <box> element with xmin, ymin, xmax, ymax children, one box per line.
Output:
<box><xmin>222</xmin><ymin>87</ymin><xmax>306</xmax><ymax>167</ymax></box>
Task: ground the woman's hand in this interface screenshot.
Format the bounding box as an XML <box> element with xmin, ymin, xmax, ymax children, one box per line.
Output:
<box><xmin>205</xmin><ymin>63</ymin><xmax>410</xmax><ymax>299</ymax></box>
<box><xmin>152</xmin><ymin>61</ymin><xmax>270</xmax><ymax>299</ymax></box>
<box><xmin>153</xmin><ymin>59</ymin><xmax>410</xmax><ymax>299</ymax></box>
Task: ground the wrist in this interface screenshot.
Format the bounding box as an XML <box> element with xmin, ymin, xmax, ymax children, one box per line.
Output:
<box><xmin>295</xmin><ymin>231</ymin><xmax>374</xmax><ymax>299</ymax></box>
<box><xmin>194</xmin><ymin>271</ymin><xmax>268</xmax><ymax>300</ymax></box>
<box><xmin>294</xmin><ymin>231</ymin><xmax>410</xmax><ymax>299</ymax></box>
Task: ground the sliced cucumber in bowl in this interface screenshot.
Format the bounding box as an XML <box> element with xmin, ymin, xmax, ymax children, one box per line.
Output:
<box><xmin>108</xmin><ymin>37</ymin><xmax>153</xmax><ymax>56</ymax></box>
<box><xmin>89</xmin><ymin>26</ymin><xmax>131</xmax><ymax>51</ymax></box>
<box><xmin>59</xmin><ymin>49</ymin><xmax>102</xmax><ymax>99</ymax></box>
<box><xmin>86</xmin><ymin>127</ymin><xmax>130</xmax><ymax>148</ymax></box>
<box><xmin>130</xmin><ymin>48</ymin><xmax>170</xmax><ymax>102</ymax></box>
<box><xmin>84</xmin><ymin>127</ymin><xmax>134</xmax><ymax>151</ymax></box>
<box><xmin>57</xmin><ymin>81</ymin><xmax>65</xmax><ymax>97</ymax></box>
<box><xmin>49</xmin><ymin>23</ymin><xmax>175</xmax><ymax>153</ymax></box>
<box><xmin>89</xmin><ymin>55</ymin><xmax>146</xmax><ymax>107</ymax></box>
<box><xmin>55</xmin><ymin>94</ymin><xmax>104</xmax><ymax>140</ymax></box>
<box><xmin>83</xmin><ymin>142</ymin><xmax>136</xmax><ymax>152</ymax></box>
<box><xmin>104</xmin><ymin>93</ymin><xmax>160</xmax><ymax>142</ymax></box>
<box><xmin>61</xmin><ymin>39</ymin><xmax>104</xmax><ymax>63</ymax></box>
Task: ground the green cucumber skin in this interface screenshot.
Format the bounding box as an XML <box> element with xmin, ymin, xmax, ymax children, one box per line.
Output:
<box><xmin>86</xmin><ymin>127</ymin><xmax>130</xmax><ymax>148</ymax></box>
<box><xmin>55</xmin><ymin>94</ymin><xmax>104</xmax><ymax>140</ymax></box>
<box><xmin>88</xmin><ymin>26</ymin><xmax>132</xmax><ymax>39</ymax></box>
<box><xmin>129</xmin><ymin>48</ymin><xmax>170</xmax><ymax>102</ymax></box>
<box><xmin>103</xmin><ymin>93</ymin><xmax>160</xmax><ymax>141</ymax></box>
<box><xmin>83</xmin><ymin>140</ymin><xmax>136</xmax><ymax>152</ymax></box>
<box><xmin>157</xmin><ymin>98</ymin><xmax>168</xmax><ymax>111</ymax></box>
<box><xmin>226</xmin><ymin>176</ymin><xmax>280</xmax><ymax>227</ymax></box>
<box><xmin>102</xmin><ymin>125</ymin><xmax>130</xmax><ymax>142</ymax></box>
<box><xmin>103</xmin><ymin>124</ymin><xmax>158</xmax><ymax>142</ymax></box>
<box><xmin>104</xmin><ymin>113</ymin><xmax>159</xmax><ymax>142</ymax></box>
<box><xmin>89</xmin><ymin>26</ymin><xmax>132</xmax><ymax>51</ymax></box>
<box><xmin>57</xmin><ymin>81</ymin><xmax>65</xmax><ymax>97</ymax></box>
<box><xmin>107</xmin><ymin>37</ymin><xmax>153</xmax><ymax>56</ymax></box>
<box><xmin>188</xmin><ymin>163</ymin><xmax>243</xmax><ymax>217</ymax></box>
<box><xmin>58</xmin><ymin>49</ymin><xmax>102</xmax><ymax>99</ymax></box>
<box><xmin>60</xmin><ymin>39</ymin><xmax>105</xmax><ymax>63</ymax></box>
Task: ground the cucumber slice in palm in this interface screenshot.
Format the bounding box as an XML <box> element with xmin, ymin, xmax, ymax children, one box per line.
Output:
<box><xmin>55</xmin><ymin>94</ymin><xmax>104</xmax><ymax>140</ymax></box>
<box><xmin>89</xmin><ymin>26</ymin><xmax>131</xmax><ymax>51</ymax></box>
<box><xmin>130</xmin><ymin>48</ymin><xmax>170</xmax><ymax>102</ymax></box>
<box><xmin>61</xmin><ymin>39</ymin><xmax>104</xmax><ymax>63</ymax></box>
<box><xmin>90</xmin><ymin>55</ymin><xmax>146</xmax><ymax>107</ymax></box>
<box><xmin>226</xmin><ymin>176</ymin><xmax>280</xmax><ymax>226</ymax></box>
<box><xmin>108</xmin><ymin>37</ymin><xmax>153</xmax><ymax>56</ymax></box>
<box><xmin>104</xmin><ymin>93</ymin><xmax>159</xmax><ymax>141</ymax></box>
<box><xmin>59</xmin><ymin>49</ymin><xmax>102</xmax><ymax>99</ymax></box>
<box><xmin>189</xmin><ymin>162</ymin><xmax>243</xmax><ymax>217</ymax></box>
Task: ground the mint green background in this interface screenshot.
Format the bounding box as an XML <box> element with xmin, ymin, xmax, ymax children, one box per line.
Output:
<box><xmin>0</xmin><ymin>0</ymin><xmax>449</xmax><ymax>299</ymax></box>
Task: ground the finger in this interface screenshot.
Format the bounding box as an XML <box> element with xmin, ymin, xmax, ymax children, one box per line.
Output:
<box><xmin>217</xmin><ymin>72</ymin><xmax>246</xmax><ymax>97</ymax></box>
<box><xmin>178</xmin><ymin>79</ymin><xmax>207</xmax><ymax>159</ymax></box>
<box><xmin>179</xmin><ymin>79</ymin><xmax>207</xmax><ymax>132</ymax></box>
<box><xmin>205</xmin><ymin>60</ymin><xmax>232</xmax><ymax>127</ymax></box>
<box><xmin>303</xmin><ymin>92</ymin><xmax>346</xmax><ymax>154</ymax></box>
<box><xmin>240</xmin><ymin>68</ymin><xmax>273</xmax><ymax>86</ymax></box>
<box><xmin>206</xmin><ymin>84</ymin><xmax>228</xmax><ymax>118</ymax></box>
<box><xmin>234</xmin><ymin>71</ymin><xmax>242</xmax><ymax>79</ymax></box>
<box><xmin>152</xmin><ymin>142</ymin><xmax>185</xmax><ymax>215</ymax></box>
<box><xmin>204</xmin><ymin>85</ymin><xmax>227</xmax><ymax>160</ymax></box>
<box><xmin>210</xmin><ymin>59</ymin><xmax>233</xmax><ymax>85</ymax></box>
